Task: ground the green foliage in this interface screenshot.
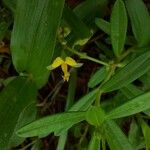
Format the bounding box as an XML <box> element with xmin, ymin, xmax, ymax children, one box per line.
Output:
<box><xmin>86</xmin><ymin>106</ymin><xmax>106</xmax><ymax>126</ymax></box>
<box><xmin>101</xmin><ymin>51</ymin><xmax>150</xmax><ymax>92</ymax></box>
<box><xmin>17</xmin><ymin>112</ymin><xmax>85</xmax><ymax>137</ymax></box>
<box><xmin>11</xmin><ymin>0</ymin><xmax>65</xmax><ymax>87</ymax></box>
<box><xmin>125</xmin><ymin>0</ymin><xmax>150</xmax><ymax>46</ymax></box>
<box><xmin>0</xmin><ymin>0</ymin><xmax>150</xmax><ymax>149</ymax></box>
<box><xmin>111</xmin><ymin>0</ymin><xmax>127</xmax><ymax>57</ymax></box>
<box><xmin>88</xmin><ymin>66</ymin><xmax>107</xmax><ymax>88</ymax></box>
<box><xmin>107</xmin><ymin>92</ymin><xmax>150</xmax><ymax>119</ymax></box>
<box><xmin>103</xmin><ymin>120</ymin><xmax>133</xmax><ymax>150</ymax></box>
<box><xmin>0</xmin><ymin>77</ymin><xmax>37</xmax><ymax>149</ymax></box>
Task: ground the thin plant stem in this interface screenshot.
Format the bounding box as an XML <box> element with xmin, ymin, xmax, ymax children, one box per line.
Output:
<box><xmin>56</xmin><ymin>70</ymin><xmax>77</xmax><ymax>150</ymax></box>
<box><xmin>66</xmin><ymin>46</ymin><xmax>109</xmax><ymax>66</ymax></box>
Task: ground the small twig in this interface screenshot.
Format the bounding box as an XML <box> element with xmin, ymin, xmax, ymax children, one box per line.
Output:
<box><xmin>37</xmin><ymin>80</ymin><xmax>64</xmax><ymax>107</ymax></box>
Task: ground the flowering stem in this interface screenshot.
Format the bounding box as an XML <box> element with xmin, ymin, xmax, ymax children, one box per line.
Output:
<box><xmin>66</xmin><ymin>46</ymin><xmax>109</xmax><ymax>66</ymax></box>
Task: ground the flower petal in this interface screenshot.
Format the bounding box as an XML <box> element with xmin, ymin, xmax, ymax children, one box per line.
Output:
<box><xmin>61</xmin><ymin>63</ymin><xmax>70</xmax><ymax>81</ymax></box>
<box><xmin>62</xmin><ymin>72</ymin><xmax>70</xmax><ymax>82</ymax></box>
<box><xmin>61</xmin><ymin>63</ymin><xmax>68</xmax><ymax>75</ymax></box>
<box><xmin>65</xmin><ymin>57</ymin><xmax>77</xmax><ymax>67</ymax></box>
<box><xmin>47</xmin><ymin>57</ymin><xmax>64</xmax><ymax>70</ymax></box>
<box><xmin>65</xmin><ymin>57</ymin><xmax>83</xmax><ymax>68</ymax></box>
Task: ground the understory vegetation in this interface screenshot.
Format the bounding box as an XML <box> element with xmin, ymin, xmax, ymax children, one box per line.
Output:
<box><xmin>0</xmin><ymin>0</ymin><xmax>150</xmax><ymax>149</ymax></box>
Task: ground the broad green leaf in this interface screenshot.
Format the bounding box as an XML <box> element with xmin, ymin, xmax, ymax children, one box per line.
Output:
<box><xmin>86</xmin><ymin>106</ymin><xmax>106</xmax><ymax>126</ymax></box>
<box><xmin>88</xmin><ymin>134</ymin><xmax>100</xmax><ymax>150</ymax></box>
<box><xmin>141</xmin><ymin>120</ymin><xmax>150</xmax><ymax>150</ymax></box>
<box><xmin>0</xmin><ymin>77</ymin><xmax>37</xmax><ymax>149</ymax></box>
<box><xmin>17</xmin><ymin>112</ymin><xmax>85</xmax><ymax>138</ymax></box>
<box><xmin>111</xmin><ymin>0</ymin><xmax>128</xmax><ymax>57</ymax></box>
<box><xmin>88</xmin><ymin>66</ymin><xmax>107</xmax><ymax>88</ymax></box>
<box><xmin>101</xmin><ymin>50</ymin><xmax>150</xmax><ymax>92</ymax></box>
<box><xmin>11</xmin><ymin>0</ymin><xmax>65</xmax><ymax>87</ymax></box>
<box><xmin>107</xmin><ymin>92</ymin><xmax>150</xmax><ymax>119</ymax></box>
<box><xmin>95</xmin><ymin>18</ymin><xmax>110</xmax><ymax>35</ymax></box>
<box><xmin>103</xmin><ymin>120</ymin><xmax>133</xmax><ymax>150</ymax></box>
<box><xmin>125</xmin><ymin>0</ymin><xmax>150</xmax><ymax>46</ymax></box>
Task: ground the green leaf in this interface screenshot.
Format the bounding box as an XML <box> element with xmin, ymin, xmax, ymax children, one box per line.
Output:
<box><xmin>54</xmin><ymin>89</ymin><xmax>98</xmax><ymax>135</ymax></box>
<box><xmin>120</xmin><ymin>84</ymin><xmax>143</xmax><ymax>100</ymax></box>
<box><xmin>88</xmin><ymin>66</ymin><xmax>107</xmax><ymax>88</ymax></box>
<box><xmin>17</xmin><ymin>112</ymin><xmax>85</xmax><ymax>138</ymax></box>
<box><xmin>107</xmin><ymin>92</ymin><xmax>150</xmax><ymax>119</ymax></box>
<box><xmin>69</xmin><ymin>89</ymin><xmax>98</xmax><ymax>111</ymax></box>
<box><xmin>63</xmin><ymin>5</ymin><xmax>91</xmax><ymax>41</ymax></box>
<box><xmin>9</xmin><ymin>102</ymin><xmax>37</xmax><ymax>147</ymax></box>
<box><xmin>125</xmin><ymin>0</ymin><xmax>150</xmax><ymax>46</ymax></box>
<box><xmin>86</xmin><ymin>106</ymin><xmax>106</xmax><ymax>126</ymax></box>
<box><xmin>74</xmin><ymin>0</ymin><xmax>108</xmax><ymax>28</ymax></box>
<box><xmin>111</xmin><ymin>0</ymin><xmax>128</xmax><ymax>57</ymax></box>
<box><xmin>103</xmin><ymin>120</ymin><xmax>133</xmax><ymax>150</ymax></box>
<box><xmin>11</xmin><ymin>0</ymin><xmax>65</xmax><ymax>87</ymax></box>
<box><xmin>95</xmin><ymin>18</ymin><xmax>110</xmax><ymax>35</ymax></box>
<box><xmin>121</xmin><ymin>84</ymin><xmax>150</xmax><ymax>117</ymax></box>
<box><xmin>101</xmin><ymin>50</ymin><xmax>150</xmax><ymax>92</ymax></box>
<box><xmin>0</xmin><ymin>77</ymin><xmax>37</xmax><ymax>149</ymax></box>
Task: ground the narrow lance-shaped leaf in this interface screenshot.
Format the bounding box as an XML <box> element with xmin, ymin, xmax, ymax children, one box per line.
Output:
<box><xmin>111</xmin><ymin>0</ymin><xmax>128</xmax><ymax>57</ymax></box>
<box><xmin>88</xmin><ymin>66</ymin><xmax>107</xmax><ymax>88</ymax></box>
<box><xmin>95</xmin><ymin>18</ymin><xmax>110</xmax><ymax>35</ymax></box>
<box><xmin>125</xmin><ymin>0</ymin><xmax>150</xmax><ymax>46</ymax></box>
<box><xmin>0</xmin><ymin>77</ymin><xmax>37</xmax><ymax>149</ymax></box>
<box><xmin>55</xmin><ymin>89</ymin><xmax>98</xmax><ymax>135</ymax></box>
<box><xmin>107</xmin><ymin>92</ymin><xmax>150</xmax><ymax>119</ymax></box>
<box><xmin>103</xmin><ymin>120</ymin><xmax>133</xmax><ymax>150</ymax></box>
<box><xmin>11</xmin><ymin>0</ymin><xmax>65</xmax><ymax>87</ymax></box>
<box><xmin>69</xmin><ymin>89</ymin><xmax>98</xmax><ymax>111</ymax></box>
<box><xmin>101</xmin><ymin>50</ymin><xmax>150</xmax><ymax>92</ymax></box>
<box><xmin>121</xmin><ymin>84</ymin><xmax>150</xmax><ymax>117</ymax></box>
<box><xmin>74</xmin><ymin>0</ymin><xmax>108</xmax><ymax>27</ymax></box>
<box><xmin>17</xmin><ymin>112</ymin><xmax>86</xmax><ymax>138</ymax></box>
<box><xmin>63</xmin><ymin>5</ymin><xmax>91</xmax><ymax>42</ymax></box>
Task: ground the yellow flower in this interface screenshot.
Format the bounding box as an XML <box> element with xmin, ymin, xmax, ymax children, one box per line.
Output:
<box><xmin>47</xmin><ymin>57</ymin><xmax>82</xmax><ymax>81</ymax></box>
